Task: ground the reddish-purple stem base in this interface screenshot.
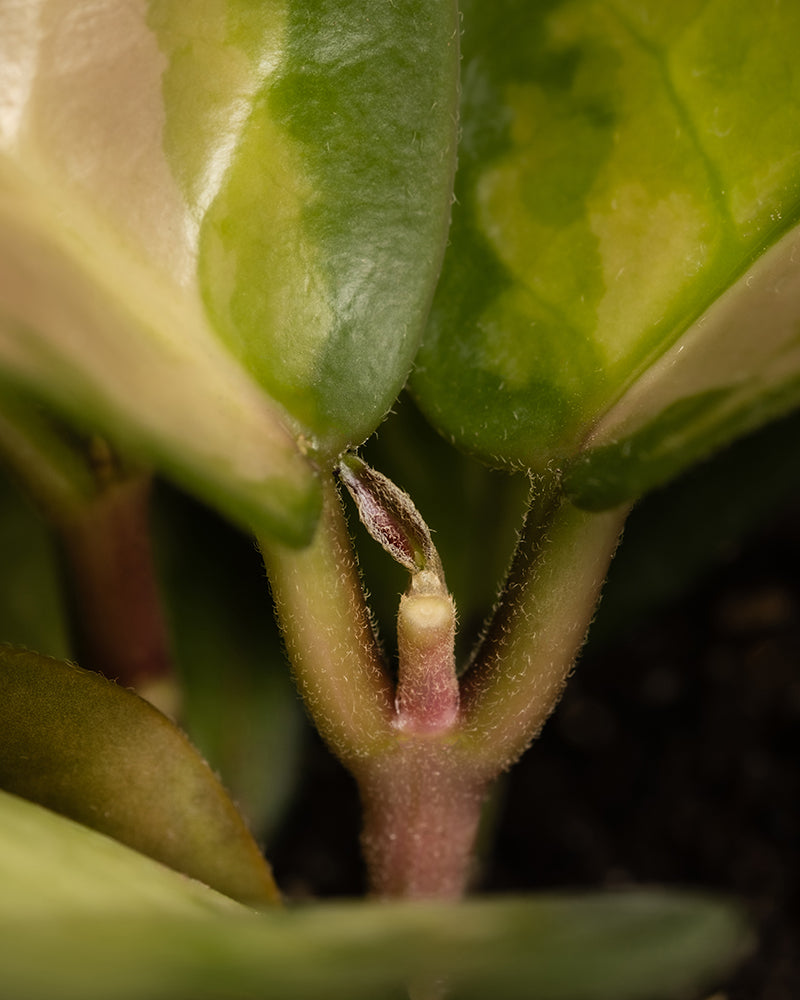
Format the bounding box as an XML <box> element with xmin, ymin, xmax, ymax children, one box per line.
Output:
<box><xmin>359</xmin><ymin>744</ymin><xmax>487</xmax><ymax>900</ymax></box>
<box><xmin>57</xmin><ymin>473</ymin><xmax>173</xmax><ymax>694</ymax></box>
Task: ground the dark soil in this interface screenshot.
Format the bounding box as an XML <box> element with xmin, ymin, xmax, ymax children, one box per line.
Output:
<box><xmin>271</xmin><ymin>507</ymin><xmax>800</xmax><ymax>998</ymax></box>
<box><xmin>488</xmin><ymin>507</ymin><xmax>800</xmax><ymax>999</ymax></box>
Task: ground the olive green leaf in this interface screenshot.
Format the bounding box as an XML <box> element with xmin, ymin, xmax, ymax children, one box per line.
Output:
<box><xmin>0</xmin><ymin>645</ymin><xmax>278</xmax><ymax>905</ymax></box>
<box><xmin>0</xmin><ymin>788</ymin><xmax>248</xmax><ymax>919</ymax></box>
<box><xmin>413</xmin><ymin>0</ymin><xmax>800</xmax><ymax>506</ymax></box>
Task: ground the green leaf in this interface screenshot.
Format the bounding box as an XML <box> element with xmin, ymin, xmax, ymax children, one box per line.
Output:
<box><xmin>0</xmin><ymin>789</ymin><xmax>751</xmax><ymax>998</ymax></box>
<box><xmin>563</xmin><ymin>223</ymin><xmax>800</xmax><ymax>507</ymax></box>
<box><xmin>0</xmin><ymin>645</ymin><xmax>278</xmax><ymax>905</ymax></box>
<box><xmin>413</xmin><ymin>0</ymin><xmax>800</xmax><ymax>505</ymax></box>
<box><xmin>0</xmin><ymin>0</ymin><xmax>459</xmax><ymax>536</ymax></box>
<box><xmin>0</xmin><ymin>794</ymin><xmax>749</xmax><ymax>1000</ymax></box>
<box><xmin>0</xmin><ymin>788</ymin><xmax>248</xmax><ymax>919</ymax></box>
<box><xmin>170</xmin><ymin>0</ymin><xmax>462</xmax><ymax>457</ymax></box>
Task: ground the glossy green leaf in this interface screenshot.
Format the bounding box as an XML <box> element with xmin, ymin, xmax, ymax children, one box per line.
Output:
<box><xmin>0</xmin><ymin>645</ymin><xmax>278</xmax><ymax>905</ymax></box>
<box><xmin>174</xmin><ymin>0</ymin><xmax>461</xmax><ymax>457</ymax></box>
<box><xmin>0</xmin><ymin>795</ymin><xmax>748</xmax><ymax>1000</ymax></box>
<box><xmin>0</xmin><ymin>1</ymin><xmax>459</xmax><ymax>544</ymax></box>
<box><xmin>413</xmin><ymin>0</ymin><xmax>800</xmax><ymax>506</ymax></box>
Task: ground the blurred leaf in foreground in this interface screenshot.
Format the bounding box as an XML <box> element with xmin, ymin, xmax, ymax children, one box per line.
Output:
<box><xmin>0</xmin><ymin>646</ymin><xmax>277</xmax><ymax>904</ymax></box>
<box><xmin>0</xmin><ymin>792</ymin><xmax>749</xmax><ymax>1000</ymax></box>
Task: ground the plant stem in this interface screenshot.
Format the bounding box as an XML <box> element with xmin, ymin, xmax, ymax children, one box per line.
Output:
<box><xmin>260</xmin><ymin>476</ymin><xmax>396</xmax><ymax>764</ymax></box>
<box><xmin>264</xmin><ymin>476</ymin><xmax>478</xmax><ymax>898</ymax></box>
<box><xmin>395</xmin><ymin>572</ymin><xmax>460</xmax><ymax>734</ymax></box>
<box><xmin>359</xmin><ymin>742</ymin><xmax>487</xmax><ymax>899</ymax></box>
<box><xmin>361</xmin><ymin>567</ymin><xmax>473</xmax><ymax>899</ymax></box>
<box><xmin>0</xmin><ymin>391</ymin><xmax>96</xmax><ymax>520</ymax></box>
<box><xmin>56</xmin><ymin>468</ymin><xmax>177</xmax><ymax>712</ymax></box>
<box><xmin>263</xmin><ymin>468</ymin><xmax>627</xmax><ymax>901</ymax></box>
<box><xmin>0</xmin><ymin>398</ymin><xmax>177</xmax><ymax>709</ymax></box>
<box><xmin>457</xmin><ymin>472</ymin><xmax>629</xmax><ymax>775</ymax></box>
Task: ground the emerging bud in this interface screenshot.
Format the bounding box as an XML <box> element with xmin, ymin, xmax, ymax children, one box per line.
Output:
<box><xmin>337</xmin><ymin>456</ymin><xmax>459</xmax><ymax>734</ymax></box>
<box><xmin>336</xmin><ymin>453</ymin><xmax>444</xmax><ymax>582</ymax></box>
<box><xmin>396</xmin><ymin>586</ymin><xmax>459</xmax><ymax>734</ymax></box>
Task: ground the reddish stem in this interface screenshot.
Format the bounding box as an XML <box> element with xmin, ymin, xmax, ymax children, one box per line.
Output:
<box><xmin>266</xmin><ymin>469</ymin><xmax>627</xmax><ymax>902</ymax></box>
<box><xmin>395</xmin><ymin>576</ymin><xmax>459</xmax><ymax>734</ymax></box>
<box><xmin>56</xmin><ymin>472</ymin><xmax>175</xmax><ymax>702</ymax></box>
<box><xmin>358</xmin><ymin>743</ymin><xmax>487</xmax><ymax>900</ymax></box>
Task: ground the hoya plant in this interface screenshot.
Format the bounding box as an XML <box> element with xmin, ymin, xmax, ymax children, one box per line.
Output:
<box><xmin>1</xmin><ymin>0</ymin><xmax>798</xmax><ymax>996</ymax></box>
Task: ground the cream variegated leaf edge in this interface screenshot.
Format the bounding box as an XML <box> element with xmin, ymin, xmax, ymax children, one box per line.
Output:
<box><xmin>566</xmin><ymin>224</ymin><xmax>800</xmax><ymax>507</ymax></box>
<box><xmin>0</xmin><ymin>0</ymin><xmax>320</xmax><ymax>543</ymax></box>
